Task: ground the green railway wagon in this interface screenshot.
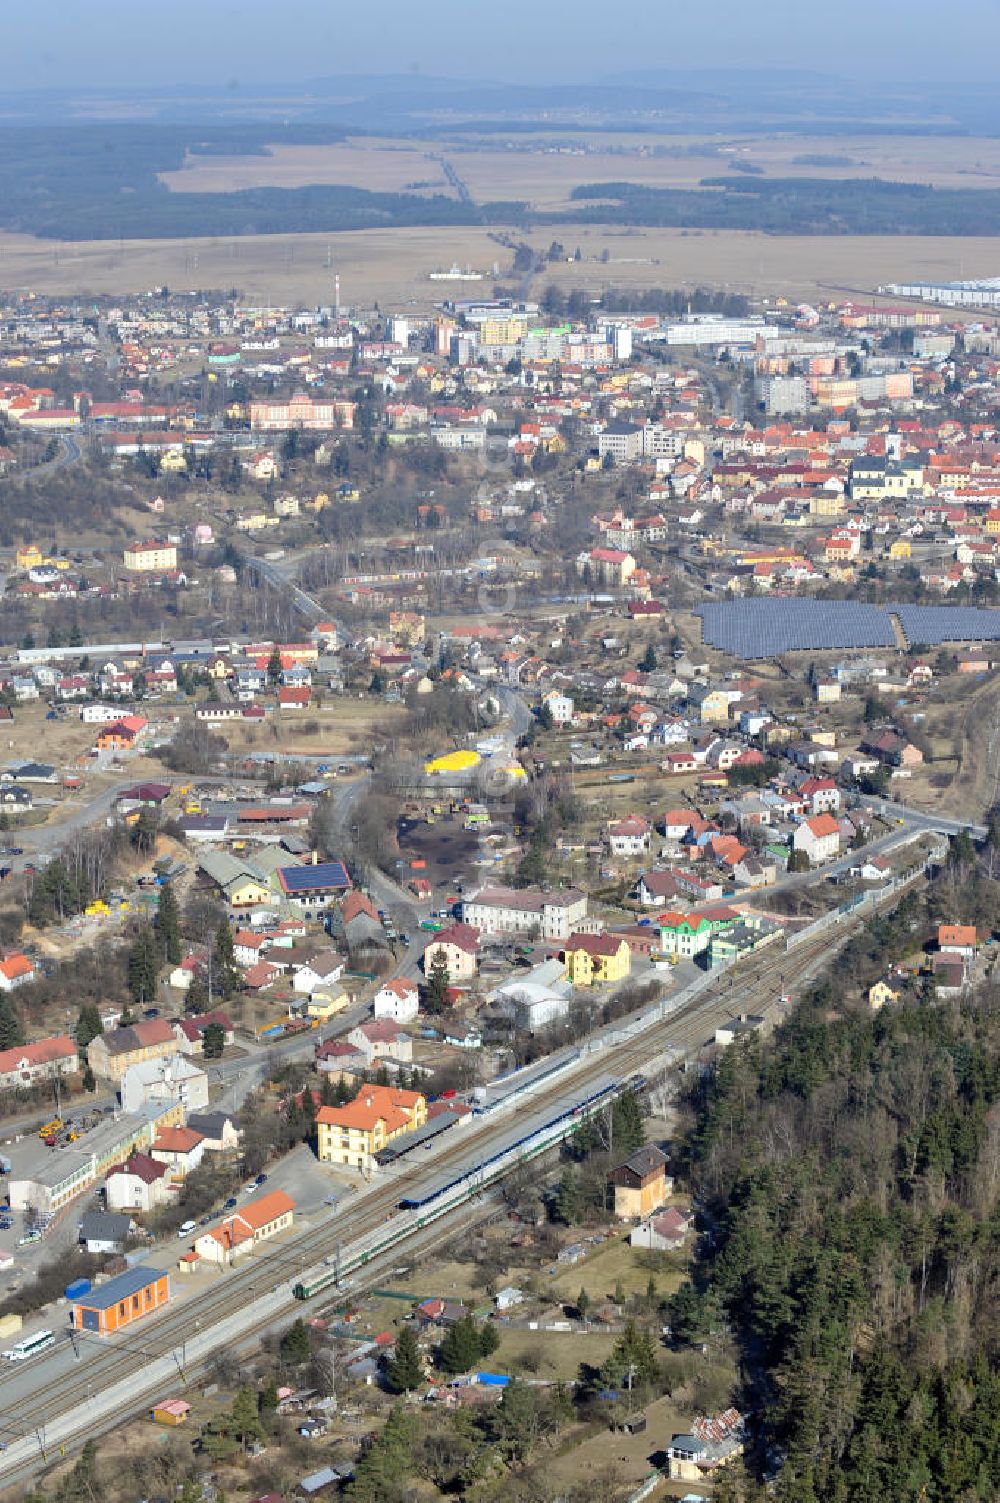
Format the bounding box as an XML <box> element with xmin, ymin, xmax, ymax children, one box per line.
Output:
<box><xmin>294</xmin><ymin>1265</ymin><xmax>342</xmax><ymax>1301</ymax></box>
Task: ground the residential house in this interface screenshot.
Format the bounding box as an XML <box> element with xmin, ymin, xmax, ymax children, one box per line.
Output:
<box><xmin>291</xmin><ymin>949</ymin><xmax>346</xmax><ymax>997</ymax></box>
<box><xmin>79</xmin><ymin>1210</ymin><xmax>132</xmax><ymax>1255</ymax></box>
<box><xmin>173</xmin><ymin>1012</ymin><xmax>234</xmax><ymax>1056</ymax></box>
<box><xmin>733</xmin><ymin>850</ymin><xmax>777</xmax><ymax>888</ymax></box>
<box><xmin>105</xmin><ymin>1153</ymin><xmax>171</xmax><ymax>1213</ymax></box>
<box><xmin>938</xmin><ymin>923</ymin><xmax>977</xmax><ymax>960</ymax></box>
<box><xmin>608</xmin><ymin>816</ymin><xmax>651</xmax><ymax>857</ymax></box>
<box><xmin>657</xmin><ymin>907</ymin><xmax>739</xmax><ymax>960</ymax></box>
<box><xmin>422</xmin><ymin>922</ymin><xmax>480</xmax><ymax>981</ymax></box>
<box><xmin>793</xmin><ymin>812</ymin><xmax>840</xmax><ymax>865</ymax></box>
<box><xmin>562</xmin><ymin>933</ymin><xmax>632</xmax><ymax>987</ymax></box>
<box><xmin>150</xmin><ymin>1126</ymin><xmax>206</xmax><ymax>1181</ymax></box>
<box><xmin>186</xmin><ymin>1111</ymin><xmax>242</xmax><ymax>1152</ymax></box>
<box><xmin>868</xmin><ymin>980</ymin><xmax>900</xmax><ymax>1011</ymax></box>
<box><xmin>798</xmin><ymin>776</ymin><xmax>841</xmax><ymax>815</ymax></box>
<box><xmin>348</xmin><ymin>1020</ymin><xmax>413</xmax><ymax>1066</ymax></box>
<box><xmin>0</xmin><ymin>1034</ymin><xmax>78</xmax><ymax>1088</ymax></box>
<box><xmin>373</xmin><ymin>978</ymin><xmax>420</xmax><ymax>1024</ymax></box>
<box><xmin>0</xmin><ymin>950</ymin><xmax>35</xmax><ymax>991</ymax></box>
<box><xmin>634</xmin><ymin>869</ymin><xmax>681</xmax><ymax>907</ymax></box>
<box><xmin>88</xmin><ymin>1018</ymin><xmax>178</xmax><ymax>1083</ymax></box>
<box><xmin>667</xmin><ymin>1410</ymin><xmax>747</xmax><ymax>1481</ymax></box>
<box><xmin>95</xmin><ymin>715</ymin><xmax>148</xmax><ymax>752</ymax></box>
<box><xmin>277</xmin><ymin>860</ymin><xmax>351</xmax><ymax>913</ymax></box>
<box><xmin>630</xmin><ymin>1206</ymin><xmax>693</xmax><ymax>1252</ymax></box>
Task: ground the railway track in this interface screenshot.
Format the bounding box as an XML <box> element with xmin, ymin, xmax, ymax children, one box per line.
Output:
<box><xmin>0</xmin><ymin>907</ymin><xmax>875</xmax><ymax>1475</ymax></box>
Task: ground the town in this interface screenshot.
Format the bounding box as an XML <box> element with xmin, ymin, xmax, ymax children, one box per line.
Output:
<box><xmin>2</xmin><ymin>175</ymin><xmax>1000</xmax><ymax>1502</ymax></box>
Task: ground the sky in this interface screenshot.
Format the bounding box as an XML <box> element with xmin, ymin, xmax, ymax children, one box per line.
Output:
<box><xmin>1</xmin><ymin>0</ymin><xmax>998</xmax><ymax>91</ymax></box>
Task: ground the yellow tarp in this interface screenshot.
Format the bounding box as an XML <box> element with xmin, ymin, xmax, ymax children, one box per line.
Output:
<box><xmin>424</xmin><ymin>749</ymin><xmax>481</xmax><ymax>775</ymax></box>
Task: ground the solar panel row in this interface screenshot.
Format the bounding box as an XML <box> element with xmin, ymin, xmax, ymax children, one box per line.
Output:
<box><xmin>697</xmin><ymin>600</ymin><xmax>1000</xmax><ymax>658</ymax></box>
<box><xmin>893</xmin><ymin>605</ymin><xmax>1000</xmax><ymax>647</ymax></box>
<box><xmin>696</xmin><ymin>600</ymin><xmax>897</xmax><ymax>658</ymax></box>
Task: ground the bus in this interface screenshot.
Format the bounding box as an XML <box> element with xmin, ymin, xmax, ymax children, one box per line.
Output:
<box><xmin>4</xmin><ymin>1329</ymin><xmax>55</xmax><ymax>1362</ymax></box>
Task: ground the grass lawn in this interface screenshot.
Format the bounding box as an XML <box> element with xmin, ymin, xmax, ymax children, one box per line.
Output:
<box><xmin>546</xmin><ymin>1234</ymin><xmax>687</xmax><ymax>1305</ymax></box>
<box><xmin>490</xmin><ymin>1328</ymin><xmax>616</xmax><ymax>1382</ymax></box>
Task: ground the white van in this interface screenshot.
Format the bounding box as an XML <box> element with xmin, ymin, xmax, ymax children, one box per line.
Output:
<box><xmin>178</xmin><ymin>1219</ymin><xmax>197</xmax><ymax>1238</ymax></box>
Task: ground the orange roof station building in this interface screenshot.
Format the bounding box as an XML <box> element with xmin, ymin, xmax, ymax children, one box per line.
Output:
<box><xmin>190</xmin><ymin>1189</ymin><xmax>295</xmax><ymax>1267</ymax></box>
<box><xmin>317</xmin><ymin>1085</ymin><xmax>427</xmax><ymax>1175</ymax></box>
<box><xmin>72</xmin><ymin>1266</ymin><xmax>170</xmax><ymax>1336</ymax></box>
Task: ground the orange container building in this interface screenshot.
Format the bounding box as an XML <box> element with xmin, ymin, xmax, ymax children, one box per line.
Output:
<box><xmin>72</xmin><ymin>1266</ymin><xmax>170</xmax><ymax>1336</ymax></box>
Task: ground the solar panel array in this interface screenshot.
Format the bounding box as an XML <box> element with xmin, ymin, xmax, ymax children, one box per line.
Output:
<box><xmin>278</xmin><ymin>861</ymin><xmax>350</xmax><ymax>891</ymax></box>
<box><xmin>892</xmin><ymin>605</ymin><xmax>1000</xmax><ymax>647</ymax></box>
<box><xmin>696</xmin><ymin>600</ymin><xmax>897</xmax><ymax>658</ymax></box>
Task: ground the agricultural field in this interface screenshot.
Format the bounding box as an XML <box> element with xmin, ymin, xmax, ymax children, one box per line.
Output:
<box><xmin>159</xmin><ymin>137</ymin><xmax>453</xmax><ymax>196</ymax></box>
<box><xmin>2</xmin><ymin>220</ymin><xmax>1000</xmax><ymax>309</ymax></box>
<box><xmin>161</xmin><ymin>131</ymin><xmax>1000</xmax><ymax>205</ymax></box>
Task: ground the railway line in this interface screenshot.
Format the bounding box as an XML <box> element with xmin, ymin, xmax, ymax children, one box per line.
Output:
<box><xmin>0</xmin><ymin>904</ymin><xmax>880</xmax><ymax>1479</ymax></box>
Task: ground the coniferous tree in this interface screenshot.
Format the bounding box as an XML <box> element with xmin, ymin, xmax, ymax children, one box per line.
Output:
<box><xmin>214</xmin><ymin>919</ymin><xmax>238</xmax><ymax>998</ymax></box>
<box><xmin>155</xmin><ymin>879</ymin><xmax>182</xmax><ymax>964</ymax></box>
<box><xmin>385</xmin><ymin>1323</ymin><xmax>424</xmax><ymax>1392</ymax></box>
<box><xmin>0</xmin><ymin>994</ymin><xmax>23</xmax><ymax>1050</ymax></box>
<box><xmin>75</xmin><ymin>1004</ymin><xmax>103</xmax><ymax>1049</ymax></box>
<box><xmin>126</xmin><ymin>925</ymin><xmax>159</xmax><ymax>1006</ymax></box>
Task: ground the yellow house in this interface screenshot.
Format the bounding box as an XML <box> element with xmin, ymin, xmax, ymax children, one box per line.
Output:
<box><xmin>888</xmin><ymin>538</ymin><xmax>912</xmax><ymax>560</ymax></box>
<box><xmin>159</xmin><ymin>450</ymin><xmax>188</xmax><ymax>474</ymax></box>
<box><xmin>87</xmin><ymin>1018</ymin><xmax>179</xmax><ymax>1083</ymax></box>
<box><xmin>563</xmin><ymin>933</ymin><xmax>632</xmax><ymax>987</ymax></box>
<box><xmin>690</xmin><ymin>686</ymin><xmax>733</xmax><ymax>724</ymax></box>
<box><xmin>809</xmin><ymin>492</ymin><xmax>845</xmax><ymax>517</ymax></box>
<box><xmin>123</xmin><ymin>540</ymin><xmax>178</xmax><ymax>572</ymax></box>
<box><xmin>611</xmin><ymin>1145</ymin><xmax>670</xmax><ymax>1220</ymax></box>
<box><xmin>16</xmin><ymin>544</ymin><xmax>43</xmax><ymax>570</ymax></box>
<box><xmin>295</xmin><ymin>991</ymin><xmax>348</xmax><ymax>1022</ymax></box>
<box><xmin>986</xmin><ymin>509</ymin><xmax>1000</xmax><ymax>535</ymax></box>
<box><xmin>868</xmin><ymin>980</ymin><xmax>899</xmax><ymax>1011</ymax></box>
<box><xmin>316</xmin><ymin>1086</ymin><xmax>427</xmax><ymax>1174</ymax></box>
<box><xmin>224</xmin><ymin>875</ymin><xmax>273</xmax><ymax>908</ymax></box>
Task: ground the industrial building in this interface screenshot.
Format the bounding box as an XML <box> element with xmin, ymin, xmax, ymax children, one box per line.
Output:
<box><xmin>71</xmin><ymin>1266</ymin><xmax>170</xmax><ymax>1336</ymax></box>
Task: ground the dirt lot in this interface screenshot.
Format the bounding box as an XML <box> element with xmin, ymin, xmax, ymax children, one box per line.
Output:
<box><xmin>397</xmin><ymin>814</ymin><xmax>482</xmax><ymax>894</ymax></box>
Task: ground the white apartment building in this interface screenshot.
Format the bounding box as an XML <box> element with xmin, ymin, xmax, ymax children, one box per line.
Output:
<box><xmin>461</xmin><ymin>885</ymin><xmax>588</xmax><ymax>942</ymax></box>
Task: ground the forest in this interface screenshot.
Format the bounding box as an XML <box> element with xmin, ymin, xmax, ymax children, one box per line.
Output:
<box><xmin>0</xmin><ymin>124</ymin><xmax>520</xmax><ymax>239</ymax></box>
<box><xmin>676</xmin><ymin>831</ymin><xmax>1000</xmax><ymax>1502</ymax></box>
<box><xmin>10</xmin><ymin>122</ymin><xmax>1000</xmax><ymax>240</ymax></box>
<box><xmin>568</xmin><ymin>175</ymin><xmax>1000</xmax><ymax>236</ymax></box>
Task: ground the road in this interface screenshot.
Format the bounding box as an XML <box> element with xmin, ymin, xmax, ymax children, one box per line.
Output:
<box><xmin>14</xmin><ymin>779</ymin><xmax>139</xmax><ymax>865</ymax></box>
<box><xmin>0</xmin><ymin>881</ymin><xmax>912</xmax><ymax>1478</ymax></box>
<box><xmin>859</xmin><ymin>795</ymin><xmax>987</xmax><ymax>842</ymax></box>
<box><xmin>238</xmin><ymin>549</ymin><xmax>325</xmax><ymax>625</ymax></box>
<box><xmin>6</xmin><ymin>434</ymin><xmax>84</xmax><ymax>486</ymax></box>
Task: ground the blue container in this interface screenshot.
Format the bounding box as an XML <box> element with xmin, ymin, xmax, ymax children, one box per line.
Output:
<box><xmin>65</xmin><ymin>1279</ymin><xmax>92</xmax><ymax>1301</ymax></box>
<box><xmin>476</xmin><ymin>1372</ymin><xmax>511</xmax><ymax>1387</ymax></box>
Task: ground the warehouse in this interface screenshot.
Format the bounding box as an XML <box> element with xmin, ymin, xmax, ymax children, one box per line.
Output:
<box><xmin>71</xmin><ymin>1266</ymin><xmax>170</xmax><ymax>1336</ymax></box>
